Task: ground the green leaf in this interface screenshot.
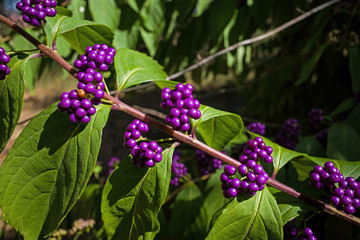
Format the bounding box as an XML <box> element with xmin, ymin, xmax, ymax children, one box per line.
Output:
<box><xmin>330</xmin><ymin>98</ymin><xmax>355</xmax><ymax>118</ymax></box>
<box><xmin>114</xmin><ymin>49</ymin><xmax>167</xmax><ymax>92</ymax></box>
<box><xmin>327</xmin><ymin>122</ymin><xmax>360</xmax><ymax>161</ymax></box>
<box><xmin>154</xmin><ymin>80</ymin><xmax>178</xmax><ymax>89</ymax></box>
<box><xmin>139</xmin><ymin>0</ymin><xmax>165</xmax><ymax>56</ymax></box>
<box><xmin>0</xmin><ymin>55</ymin><xmax>27</xmax><ymax>151</ymax></box>
<box><xmin>193</xmin><ymin>0</ymin><xmax>212</xmax><ymax>17</ymax></box>
<box><xmin>278</xmin><ymin>204</ymin><xmax>302</xmax><ymax>225</ymax></box>
<box><xmin>112</xmin><ymin>5</ymin><xmax>140</xmax><ymax>49</ymax></box>
<box><xmin>295</xmin><ymin>136</ymin><xmax>326</xmax><ymax>157</ymax></box>
<box><xmin>89</xmin><ymin>0</ymin><xmax>120</xmax><ymax>30</ymax></box>
<box><xmin>309</xmin><ymin>156</ymin><xmax>360</xmax><ymax>179</ymax></box>
<box><xmin>345</xmin><ymin>105</ymin><xmax>360</xmax><ymax>136</ymax></box>
<box><xmin>206</xmin><ymin>187</ymin><xmax>283</xmax><ymax>240</ymax></box>
<box><xmin>0</xmin><ymin>103</ymin><xmax>111</xmax><ymax>239</ymax></box>
<box><xmin>349</xmin><ymin>47</ymin><xmax>360</xmax><ymax>93</ymax></box>
<box><xmin>196</xmin><ymin>105</ymin><xmax>244</xmax><ymax>151</ymax></box>
<box><xmin>57</xmin><ymin>17</ymin><xmax>114</xmax><ymax>54</ymax></box>
<box><xmin>24</xmin><ymin>57</ymin><xmax>41</xmax><ymax>94</ymax></box>
<box><xmin>101</xmin><ymin>145</ymin><xmax>175</xmax><ymax>240</ymax></box>
<box><xmin>67</xmin><ymin>0</ymin><xmax>87</xmax><ymax>19</ymax></box>
<box><xmin>169</xmin><ymin>183</ymin><xmax>208</xmax><ymax>240</ymax></box>
<box><xmin>296</xmin><ymin>43</ymin><xmax>328</xmax><ymax>85</ymax></box>
<box><xmin>202</xmin><ymin>170</ymin><xmax>230</xmax><ymax>223</ymax></box>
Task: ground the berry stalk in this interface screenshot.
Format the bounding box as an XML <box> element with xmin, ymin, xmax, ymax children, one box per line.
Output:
<box><xmin>1</xmin><ymin>13</ymin><xmax>360</xmax><ymax>227</ymax></box>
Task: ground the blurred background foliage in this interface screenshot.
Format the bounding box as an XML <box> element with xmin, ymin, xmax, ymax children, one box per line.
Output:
<box><xmin>1</xmin><ymin>0</ymin><xmax>360</xmax><ymax>239</ymax></box>
<box><xmin>1</xmin><ymin>0</ymin><xmax>359</xmax><ymax>126</ymax></box>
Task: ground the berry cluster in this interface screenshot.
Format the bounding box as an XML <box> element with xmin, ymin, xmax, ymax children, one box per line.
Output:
<box><xmin>57</xmin><ymin>44</ymin><xmax>115</xmax><ymax>123</ymax></box>
<box><xmin>16</xmin><ymin>0</ymin><xmax>57</xmax><ymax>27</ymax></box>
<box><xmin>331</xmin><ymin>176</ymin><xmax>360</xmax><ymax>214</ymax></box>
<box><xmin>247</xmin><ymin>122</ymin><xmax>266</xmax><ymax>136</ymax></box>
<box><xmin>284</xmin><ymin>220</ymin><xmax>317</xmax><ymax>240</ymax></box>
<box><xmin>0</xmin><ymin>48</ymin><xmax>10</xmax><ymax>80</ymax></box>
<box><xmin>309</xmin><ymin>161</ymin><xmax>360</xmax><ymax>214</ymax></box>
<box><xmin>307</xmin><ymin>108</ymin><xmax>323</xmax><ymax>133</ymax></box>
<box><xmin>195</xmin><ymin>149</ymin><xmax>222</xmax><ymax>176</ymax></box>
<box><xmin>124</xmin><ymin>119</ymin><xmax>163</xmax><ymax>168</ymax></box>
<box><xmin>74</xmin><ymin>44</ymin><xmax>115</xmax><ymax>76</ymax></box>
<box><xmin>274</xmin><ymin>118</ymin><xmax>301</xmax><ymax>150</ymax></box>
<box><xmin>160</xmin><ymin>83</ymin><xmax>201</xmax><ymax>132</ymax></box>
<box><xmin>309</xmin><ymin>161</ymin><xmax>342</xmax><ymax>190</ymax></box>
<box><xmin>220</xmin><ymin>137</ymin><xmax>273</xmax><ymax>198</ymax></box>
<box><xmin>57</xmin><ymin>90</ymin><xmax>96</xmax><ymax>124</ymax></box>
<box><xmin>170</xmin><ymin>150</ymin><xmax>188</xmax><ymax>186</ymax></box>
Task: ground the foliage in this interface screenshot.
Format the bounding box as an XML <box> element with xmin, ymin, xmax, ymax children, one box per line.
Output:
<box><xmin>1</xmin><ymin>0</ymin><xmax>360</xmax><ymax>239</ymax></box>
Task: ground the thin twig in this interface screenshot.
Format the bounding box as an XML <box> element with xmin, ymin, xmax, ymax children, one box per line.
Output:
<box><xmin>166</xmin><ymin>0</ymin><xmax>342</xmax><ymax>80</ymax></box>
<box><xmin>2</xmin><ymin>5</ymin><xmax>360</xmax><ymax>227</ymax></box>
<box><xmin>133</xmin><ymin>105</ymin><xmax>167</xmax><ymax>119</ymax></box>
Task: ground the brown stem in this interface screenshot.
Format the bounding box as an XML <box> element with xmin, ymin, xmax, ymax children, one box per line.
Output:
<box><xmin>2</xmin><ymin>9</ymin><xmax>360</xmax><ymax>227</ymax></box>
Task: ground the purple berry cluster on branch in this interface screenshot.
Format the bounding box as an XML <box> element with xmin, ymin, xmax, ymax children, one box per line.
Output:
<box><xmin>195</xmin><ymin>149</ymin><xmax>222</xmax><ymax>176</ymax></box>
<box><xmin>170</xmin><ymin>150</ymin><xmax>188</xmax><ymax>186</ymax></box>
<box><xmin>16</xmin><ymin>0</ymin><xmax>57</xmax><ymax>27</ymax></box>
<box><xmin>307</xmin><ymin>108</ymin><xmax>323</xmax><ymax>133</ymax></box>
<box><xmin>124</xmin><ymin>119</ymin><xmax>163</xmax><ymax>168</ymax></box>
<box><xmin>274</xmin><ymin>118</ymin><xmax>301</xmax><ymax>150</ymax></box>
<box><xmin>160</xmin><ymin>83</ymin><xmax>201</xmax><ymax>132</ymax></box>
<box><xmin>220</xmin><ymin>137</ymin><xmax>273</xmax><ymax>198</ymax></box>
<box><xmin>284</xmin><ymin>220</ymin><xmax>317</xmax><ymax>240</ymax></box>
<box><xmin>0</xmin><ymin>47</ymin><xmax>10</xmax><ymax>80</ymax></box>
<box><xmin>246</xmin><ymin>122</ymin><xmax>266</xmax><ymax>136</ymax></box>
<box><xmin>57</xmin><ymin>90</ymin><xmax>96</xmax><ymax>124</ymax></box>
<box><xmin>309</xmin><ymin>161</ymin><xmax>360</xmax><ymax>214</ymax></box>
<box><xmin>57</xmin><ymin>44</ymin><xmax>115</xmax><ymax>123</ymax></box>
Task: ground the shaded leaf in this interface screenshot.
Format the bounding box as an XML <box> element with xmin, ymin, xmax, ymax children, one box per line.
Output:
<box><xmin>101</xmin><ymin>146</ymin><xmax>175</xmax><ymax>240</ymax></box>
<box><xmin>169</xmin><ymin>183</ymin><xmax>208</xmax><ymax>240</ymax></box>
<box><xmin>349</xmin><ymin>47</ymin><xmax>360</xmax><ymax>93</ymax></box>
<box><xmin>0</xmin><ymin>103</ymin><xmax>111</xmax><ymax>239</ymax></box>
<box><xmin>345</xmin><ymin>105</ymin><xmax>360</xmax><ymax>136</ymax></box>
<box><xmin>296</xmin><ymin>43</ymin><xmax>328</xmax><ymax>85</ymax></box>
<box><xmin>330</xmin><ymin>98</ymin><xmax>355</xmax><ymax>118</ymax></box>
<box><xmin>295</xmin><ymin>136</ymin><xmax>326</xmax><ymax>158</ymax></box>
<box><xmin>327</xmin><ymin>122</ymin><xmax>360</xmax><ymax>162</ymax></box>
<box><xmin>0</xmin><ymin>55</ymin><xmax>28</xmax><ymax>151</ymax></box>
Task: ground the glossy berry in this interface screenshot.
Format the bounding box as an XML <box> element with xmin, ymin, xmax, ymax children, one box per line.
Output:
<box><xmin>124</xmin><ymin>119</ymin><xmax>163</xmax><ymax>168</ymax></box>
<box><xmin>160</xmin><ymin>83</ymin><xmax>201</xmax><ymax>132</ymax></box>
<box><xmin>221</xmin><ymin>137</ymin><xmax>272</xmax><ymax>198</ymax></box>
<box><xmin>0</xmin><ymin>48</ymin><xmax>11</xmax><ymax>80</ymax></box>
<box><xmin>16</xmin><ymin>0</ymin><xmax>57</xmax><ymax>27</ymax></box>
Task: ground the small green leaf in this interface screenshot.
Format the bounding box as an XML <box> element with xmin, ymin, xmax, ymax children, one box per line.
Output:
<box><xmin>330</xmin><ymin>98</ymin><xmax>355</xmax><ymax>118</ymax></box>
<box><xmin>349</xmin><ymin>47</ymin><xmax>360</xmax><ymax>93</ymax></box>
<box><xmin>206</xmin><ymin>187</ymin><xmax>283</xmax><ymax>240</ymax></box>
<box><xmin>57</xmin><ymin>17</ymin><xmax>114</xmax><ymax>54</ymax></box>
<box><xmin>196</xmin><ymin>105</ymin><xmax>244</xmax><ymax>151</ymax></box>
<box><xmin>345</xmin><ymin>105</ymin><xmax>360</xmax><ymax>136</ymax></box>
<box><xmin>169</xmin><ymin>183</ymin><xmax>208</xmax><ymax>240</ymax></box>
<box><xmin>0</xmin><ymin>103</ymin><xmax>111</xmax><ymax>239</ymax></box>
<box><xmin>327</xmin><ymin>122</ymin><xmax>360</xmax><ymax>161</ymax></box>
<box><xmin>296</xmin><ymin>43</ymin><xmax>328</xmax><ymax>85</ymax></box>
<box><xmin>278</xmin><ymin>204</ymin><xmax>302</xmax><ymax>224</ymax></box>
<box><xmin>101</xmin><ymin>145</ymin><xmax>175</xmax><ymax>240</ymax></box>
<box><xmin>114</xmin><ymin>49</ymin><xmax>167</xmax><ymax>92</ymax></box>
<box><xmin>89</xmin><ymin>0</ymin><xmax>120</xmax><ymax>30</ymax></box>
<box><xmin>295</xmin><ymin>136</ymin><xmax>326</xmax><ymax>157</ymax></box>
<box><xmin>193</xmin><ymin>0</ymin><xmax>212</xmax><ymax>17</ymax></box>
<box><xmin>0</xmin><ymin>55</ymin><xmax>28</xmax><ymax>151</ymax></box>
